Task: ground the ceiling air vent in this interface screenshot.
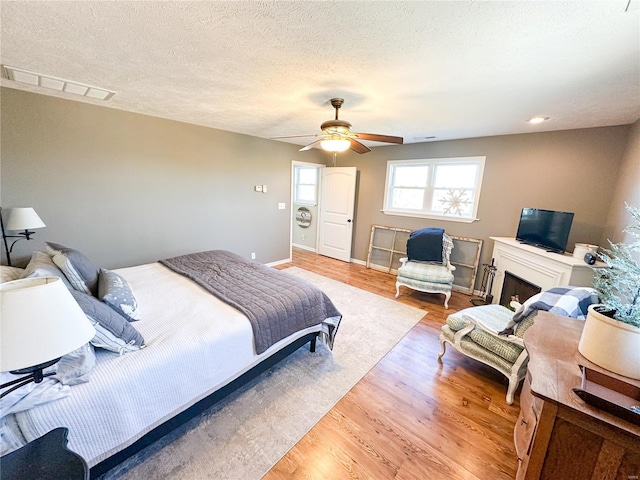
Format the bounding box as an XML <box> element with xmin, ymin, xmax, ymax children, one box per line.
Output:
<box><xmin>2</xmin><ymin>65</ymin><xmax>115</xmax><ymax>100</ymax></box>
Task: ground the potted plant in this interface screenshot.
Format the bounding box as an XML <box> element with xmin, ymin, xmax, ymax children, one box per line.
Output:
<box><xmin>578</xmin><ymin>203</ymin><xmax>640</xmax><ymax>380</ymax></box>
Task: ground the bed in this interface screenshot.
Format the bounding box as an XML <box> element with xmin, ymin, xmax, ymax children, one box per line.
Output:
<box><xmin>0</xmin><ymin>247</ymin><xmax>341</xmax><ymax>478</ymax></box>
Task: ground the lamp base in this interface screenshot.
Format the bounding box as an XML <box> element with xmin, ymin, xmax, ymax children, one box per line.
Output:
<box><xmin>0</xmin><ymin>358</ymin><xmax>60</xmax><ymax>398</ymax></box>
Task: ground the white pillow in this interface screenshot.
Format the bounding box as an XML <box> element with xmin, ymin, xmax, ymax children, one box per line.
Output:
<box><xmin>21</xmin><ymin>251</ymin><xmax>73</xmax><ymax>289</ymax></box>
<box><xmin>0</xmin><ymin>266</ymin><xmax>24</xmax><ymax>283</ymax></box>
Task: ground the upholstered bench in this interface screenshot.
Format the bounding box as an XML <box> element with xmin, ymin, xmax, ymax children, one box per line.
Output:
<box><xmin>438</xmin><ymin>304</ymin><xmax>536</xmax><ymax>404</ymax></box>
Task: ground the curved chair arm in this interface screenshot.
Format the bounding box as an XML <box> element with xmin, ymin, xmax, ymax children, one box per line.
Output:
<box><xmin>461</xmin><ymin>313</ymin><xmax>525</xmax><ymax>348</ymax></box>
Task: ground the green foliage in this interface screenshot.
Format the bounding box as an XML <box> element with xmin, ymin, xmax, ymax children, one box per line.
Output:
<box><xmin>593</xmin><ymin>203</ymin><xmax>640</xmax><ymax>328</ymax></box>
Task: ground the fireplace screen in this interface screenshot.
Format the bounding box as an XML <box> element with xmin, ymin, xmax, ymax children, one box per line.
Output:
<box><xmin>499</xmin><ymin>271</ymin><xmax>541</xmax><ymax>307</ymax></box>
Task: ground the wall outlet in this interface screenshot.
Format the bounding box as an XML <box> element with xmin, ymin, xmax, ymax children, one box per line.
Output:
<box><xmin>301</xmin><ymin>234</ymin><xmax>305</xmax><ymax>240</ymax></box>
<box><xmin>262</xmin><ymin>185</ymin><xmax>267</xmax><ymax>193</ymax></box>
<box><xmin>251</xmin><ymin>252</ymin><xmax>256</xmax><ymax>260</ymax></box>
<box><xmin>278</xmin><ymin>203</ymin><xmax>285</xmax><ymax>210</ymax></box>
<box><xmin>254</xmin><ymin>185</ymin><xmax>262</xmax><ymax>192</ymax></box>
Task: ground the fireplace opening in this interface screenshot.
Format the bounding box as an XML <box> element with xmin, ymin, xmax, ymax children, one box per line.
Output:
<box><xmin>499</xmin><ymin>271</ymin><xmax>541</xmax><ymax>307</ymax></box>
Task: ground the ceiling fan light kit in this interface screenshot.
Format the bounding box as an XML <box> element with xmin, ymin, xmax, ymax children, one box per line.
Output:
<box><xmin>274</xmin><ymin>98</ymin><xmax>403</xmax><ymax>155</ymax></box>
<box><xmin>320</xmin><ymin>137</ymin><xmax>351</xmax><ymax>152</ymax></box>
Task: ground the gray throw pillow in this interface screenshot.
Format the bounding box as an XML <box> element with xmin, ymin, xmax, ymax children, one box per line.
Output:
<box><xmin>47</xmin><ymin>242</ymin><xmax>100</xmax><ymax>296</ymax></box>
<box><xmin>98</xmin><ymin>268</ymin><xmax>141</xmax><ymax>322</ymax></box>
<box><xmin>70</xmin><ymin>290</ymin><xmax>145</xmax><ymax>354</ymax></box>
<box><xmin>22</xmin><ymin>251</ymin><xmax>74</xmax><ymax>289</ymax></box>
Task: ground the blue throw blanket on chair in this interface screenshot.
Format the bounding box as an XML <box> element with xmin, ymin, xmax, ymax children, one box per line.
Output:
<box><xmin>499</xmin><ymin>286</ymin><xmax>599</xmax><ymax>335</ymax></box>
<box><xmin>407</xmin><ymin>228</ymin><xmax>444</xmax><ymax>262</ymax></box>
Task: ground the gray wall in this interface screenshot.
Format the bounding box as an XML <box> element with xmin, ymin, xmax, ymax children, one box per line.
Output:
<box><xmin>2</xmin><ymin>86</ymin><xmax>635</xmax><ymax>291</ymax></box>
<box><xmin>0</xmin><ymin>87</ymin><xmax>325</xmax><ymax>268</ymax></box>
<box><xmin>334</xmin><ymin>125</ymin><xmax>631</xmax><ymax>288</ymax></box>
<box><xmin>601</xmin><ymin>119</ymin><xmax>640</xmax><ymax>245</ymax></box>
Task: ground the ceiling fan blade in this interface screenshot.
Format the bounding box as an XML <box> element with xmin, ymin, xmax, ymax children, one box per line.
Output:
<box><xmin>270</xmin><ymin>134</ymin><xmax>320</xmax><ymax>139</ymax></box>
<box><xmin>299</xmin><ymin>139</ymin><xmax>323</xmax><ymax>152</ymax></box>
<box><xmin>354</xmin><ymin>133</ymin><xmax>404</xmax><ymax>144</ymax></box>
<box><xmin>349</xmin><ymin>139</ymin><xmax>372</xmax><ymax>154</ymax></box>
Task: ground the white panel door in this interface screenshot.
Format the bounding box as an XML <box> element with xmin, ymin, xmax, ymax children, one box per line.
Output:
<box><xmin>318</xmin><ymin>167</ymin><xmax>357</xmax><ymax>262</ymax></box>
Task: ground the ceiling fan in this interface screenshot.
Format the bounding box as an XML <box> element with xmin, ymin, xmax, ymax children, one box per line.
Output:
<box><xmin>271</xmin><ymin>98</ymin><xmax>403</xmax><ymax>154</ymax></box>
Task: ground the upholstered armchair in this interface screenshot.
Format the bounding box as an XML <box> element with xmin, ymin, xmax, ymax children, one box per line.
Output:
<box><xmin>395</xmin><ymin>229</ymin><xmax>455</xmax><ymax>309</ymax></box>
<box><xmin>438</xmin><ymin>304</ymin><xmax>534</xmax><ymax>404</ymax></box>
<box><xmin>438</xmin><ymin>286</ymin><xmax>599</xmax><ymax>404</ymax></box>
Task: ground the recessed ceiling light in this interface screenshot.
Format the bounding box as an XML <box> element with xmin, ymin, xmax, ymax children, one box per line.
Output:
<box><xmin>528</xmin><ymin>116</ymin><xmax>550</xmax><ymax>124</ymax></box>
<box><xmin>2</xmin><ymin>65</ymin><xmax>115</xmax><ymax>100</ymax></box>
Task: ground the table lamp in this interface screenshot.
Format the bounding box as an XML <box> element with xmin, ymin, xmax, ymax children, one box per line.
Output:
<box><xmin>0</xmin><ymin>276</ymin><xmax>95</xmax><ymax>398</ymax></box>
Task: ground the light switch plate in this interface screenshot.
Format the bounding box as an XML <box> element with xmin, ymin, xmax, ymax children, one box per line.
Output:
<box><xmin>278</xmin><ymin>203</ymin><xmax>285</xmax><ymax>210</ymax></box>
<box><xmin>255</xmin><ymin>185</ymin><xmax>263</xmax><ymax>192</ymax></box>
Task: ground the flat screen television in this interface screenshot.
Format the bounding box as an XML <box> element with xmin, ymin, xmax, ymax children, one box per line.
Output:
<box><xmin>515</xmin><ymin>208</ymin><xmax>574</xmax><ymax>254</ymax></box>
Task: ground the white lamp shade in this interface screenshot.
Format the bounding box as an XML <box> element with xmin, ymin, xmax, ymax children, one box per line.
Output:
<box><xmin>320</xmin><ymin>137</ymin><xmax>351</xmax><ymax>152</ymax></box>
<box><xmin>5</xmin><ymin>207</ymin><xmax>46</xmax><ymax>231</ymax></box>
<box><xmin>0</xmin><ymin>277</ymin><xmax>95</xmax><ymax>372</ymax></box>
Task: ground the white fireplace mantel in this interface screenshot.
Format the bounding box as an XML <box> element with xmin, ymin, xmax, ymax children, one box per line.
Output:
<box><xmin>489</xmin><ymin>237</ymin><xmax>598</xmax><ymax>303</ymax></box>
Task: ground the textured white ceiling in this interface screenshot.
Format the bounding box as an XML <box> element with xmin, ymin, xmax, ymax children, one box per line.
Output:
<box><xmin>1</xmin><ymin>1</ymin><xmax>639</xmax><ymax>147</ymax></box>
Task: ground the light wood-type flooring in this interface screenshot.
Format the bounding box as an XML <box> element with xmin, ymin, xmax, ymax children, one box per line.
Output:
<box><xmin>267</xmin><ymin>248</ymin><xmax>521</xmax><ymax>480</ymax></box>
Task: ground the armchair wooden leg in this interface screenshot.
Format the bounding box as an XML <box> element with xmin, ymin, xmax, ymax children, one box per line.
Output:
<box><xmin>395</xmin><ymin>283</ymin><xmax>401</xmax><ymax>298</ymax></box>
<box><xmin>437</xmin><ymin>334</ymin><xmax>447</xmax><ymax>362</ymax></box>
<box><xmin>506</xmin><ymin>375</ymin><xmax>520</xmax><ymax>405</ymax></box>
<box><xmin>443</xmin><ymin>291</ymin><xmax>451</xmax><ymax>309</ymax></box>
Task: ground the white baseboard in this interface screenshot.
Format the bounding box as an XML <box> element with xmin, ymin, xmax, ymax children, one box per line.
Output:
<box><xmin>292</xmin><ymin>243</ymin><xmax>317</xmax><ymax>253</ymax></box>
<box><xmin>266</xmin><ymin>258</ymin><xmax>291</xmax><ymax>267</ymax></box>
<box><xmin>350</xmin><ymin>257</ymin><xmax>366</xmax><ymax>266</ymax></box>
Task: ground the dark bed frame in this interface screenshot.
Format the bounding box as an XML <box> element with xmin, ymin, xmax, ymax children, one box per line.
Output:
<box><xmin>90</xmin><ymin>332</ymin><xmax>318</xmax><ymax>478</ymax></box>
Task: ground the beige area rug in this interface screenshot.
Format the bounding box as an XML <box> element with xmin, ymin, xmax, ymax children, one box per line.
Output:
<box><xmin>101</xmin><ymin>267</ymin><xmax>426</xmax><ymax>480</ymax></box>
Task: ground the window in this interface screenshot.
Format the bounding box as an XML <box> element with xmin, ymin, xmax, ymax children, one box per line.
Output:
<box><xmin>383</xmin><ymin>156</ymin><xmax>485</xmax><ymax>222</ymax></box>
<box><xmin>294</xmin><ymin>165</ymin><xmax>318</xmax><ymax>205</ymax></box>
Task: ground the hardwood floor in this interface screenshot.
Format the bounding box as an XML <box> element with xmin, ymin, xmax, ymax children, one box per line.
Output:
<box><xmin>266</xmin><ymin>248</ymin><xmax>521</xmax><ymax>480</ymax></box>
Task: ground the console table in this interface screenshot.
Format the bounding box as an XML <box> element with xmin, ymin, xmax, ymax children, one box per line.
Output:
<box><xmin>515</xmin><ymin>312</ymin><xmax>640</xmax><ymax>479</ymax></box>
<box><xmin>490</xmin><ymin>237</ymin><xmax>600</xmax><ymax>303</ymax></box>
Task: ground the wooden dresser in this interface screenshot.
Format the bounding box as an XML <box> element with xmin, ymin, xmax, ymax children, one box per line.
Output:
<box><xmin>515</xmin><ymin>312</ymin><xmax>640</xmax><ymax>479</ymax></box>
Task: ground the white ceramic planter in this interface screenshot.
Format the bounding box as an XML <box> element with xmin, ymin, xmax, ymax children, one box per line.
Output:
<box><xmin>578</xmin><ymin>304</ymin><xmax>640</xmax><ymax>380</ymax></box>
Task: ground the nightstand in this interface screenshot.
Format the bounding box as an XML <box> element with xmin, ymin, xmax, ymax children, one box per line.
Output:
<box><xmin>0</xmin><ymin>427</ymin><xmax>89</xmax><ymax>480</ymax></box>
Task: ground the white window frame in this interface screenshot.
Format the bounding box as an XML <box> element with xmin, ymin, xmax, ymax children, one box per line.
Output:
<box><xmin>293</xmin><ymin>164</ymin><xmax>319</xmax><ymax>206</ymax></box>
<box><xmin>382</xmin><ymin>156</ymin><xmax>485</xmax><ymax>223</ymax></box>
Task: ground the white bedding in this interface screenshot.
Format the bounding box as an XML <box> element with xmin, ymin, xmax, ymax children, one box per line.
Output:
<box><xmin>8</xmin><ymin>262</ymin><xmax>322</xmax><ymax>466</ymax></box>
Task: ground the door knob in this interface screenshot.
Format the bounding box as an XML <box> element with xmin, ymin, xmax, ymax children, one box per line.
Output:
<box><xmin>347</xmin><ymin>219</ymin><xmax>352</xmax><ymax>223</ymax></box>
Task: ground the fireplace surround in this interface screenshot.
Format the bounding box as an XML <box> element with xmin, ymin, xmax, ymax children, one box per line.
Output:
<box><xmin>489</xmin><ymin>237</ymin><xmax>598</xmax><ymax>304</ymax></box>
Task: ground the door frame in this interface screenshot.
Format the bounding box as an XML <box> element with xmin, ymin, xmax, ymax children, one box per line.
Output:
<box><xmin>290</xmin><ymin>160</ymin><xmax>324</xmax><ymax>261</ymax></box>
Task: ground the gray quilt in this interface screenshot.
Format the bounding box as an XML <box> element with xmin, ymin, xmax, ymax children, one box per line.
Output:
<box><xmin>160</xmin><ymin>250</ymin><xmax>342</xmax><ymax>354</ymax></box>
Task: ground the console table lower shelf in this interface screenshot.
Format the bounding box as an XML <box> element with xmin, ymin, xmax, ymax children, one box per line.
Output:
<box><xmin>515</xmin><ymin>312</ymin><xmax>640</xmax><ymax>480</ymax></box>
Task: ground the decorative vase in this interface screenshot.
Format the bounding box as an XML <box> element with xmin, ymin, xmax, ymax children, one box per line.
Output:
<box><xmin>578</xmin><ymin>304</ymin><xmax>640</xmax><ymax>380</ymax></box>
